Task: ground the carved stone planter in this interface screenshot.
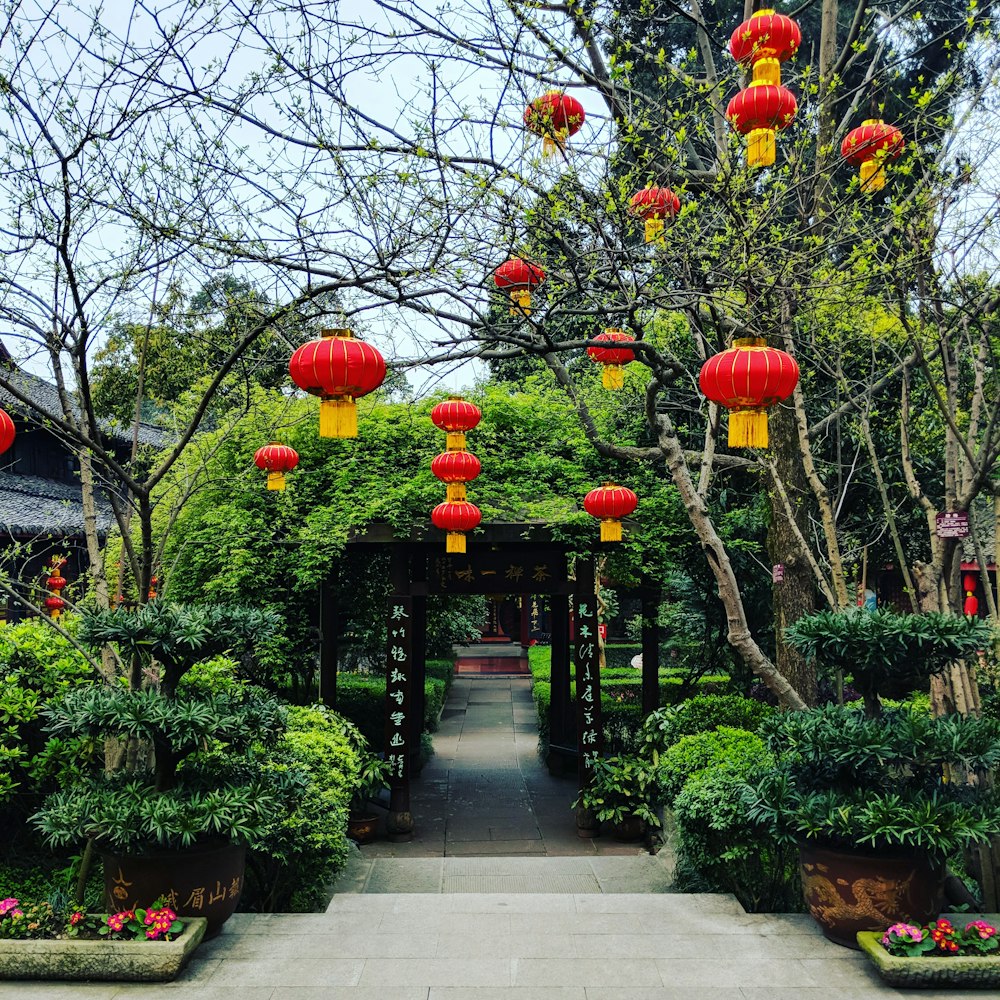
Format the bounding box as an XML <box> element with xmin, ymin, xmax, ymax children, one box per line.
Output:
<box><xmin>858</xmin><ymin>929</ymin><xmax>1000</xmax><ymax>988</ymax></box>
<box><xmin>0</xmin><ymin>917</ymin><xmax>207</xmax><ymax>982</ymax></box>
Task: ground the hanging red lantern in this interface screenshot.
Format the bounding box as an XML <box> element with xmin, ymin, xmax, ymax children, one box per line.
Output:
<box><xmin>46</xmin><ymin>574</ymin><xmax>67</xmax><ymax>591</ymax></box>
<box><xmin>288</xmin><ymin>329</ymin><xmax>386</xmax><ymax>438</ymax></box>
<box><xmin>432</xmin><ymin>451</ymin><xmax>481</xmax><ymax>502</ymax></box>
<box><xmin>587</xmin><ymin>329</ymin><xmax>636</xmax><ymax>390</ymax></box>
<box><xmin>841</xmin><ymin>119</ymin><xmax>905</xmax><ymax>192</ymax></box>
<box><xmin>493</xmin><ymin>258</ymin><xmax>546</xmax><ymax>316</ymax></box>
<box><xmin>729</xmin><ymin>9</ymin><xmax>802</xmax><ymax>86</ymax></box>
<box><xmin>148</xmin><ymin>575</ymin><xmax>159</xmax><ymax>601</ymax></box>
<box><xmin>583</xmin><ymin>483</ymin><xmax>638</xmax><ymax>543</ymax></box>
<box><xmin>431</xmin><ymin>500</ymin><xmax>482</xmax><ymax>554</ymax></box>
<box><xmin>963</xmin><ymin>573</ymin><xmax>979</xmax><ymax>617</ymax></box>
<box><xmin>726</xmin><ymin>83</ymin><xmax>797</xmax><ymax>168</ymax></box>
<box><xmin>254</xmin><ymin>442</ymin><xmax>300</xmax><ymax>491</ymax></box>
<box><xmin>0</xmin><ymin>407</ymin><xmax>14</xmax><ymax>455</ymax></box>
<box><xmin>699</xmin><ymin>337</ymin><xmax>799</xmax><ymax>448</ymax></box>
<box><xmin>524</xmin><ymin>91</ymin><xmax>585</xmax><ymax>156</ymax></box>
<box><xmin>629</xmin><ymin>186</ymin><xmax>681</xmax><ymax>244</ymax></box>
<box><xmin>430</xmin><ymin>396</ymin><xmax>482</xmax><ymax>450</ymax></box>
<box><xmin>44</xmin><ymin>595</ymin><xmax>65</xmax><ymax>618</ymax></box>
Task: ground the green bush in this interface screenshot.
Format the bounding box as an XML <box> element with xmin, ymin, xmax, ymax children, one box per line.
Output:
<box><xmin>335</xmin><ymin>672</ymin><xmax>447</xmax><ymax>749</ymax></box>
<box><xmin>656</xmin><ymin>727</ymin><xmax>772</xmax><ymax>801</ymax></box>
<box><xmin>639</xmin><ymin>694</ymin><xmax>775</xmax><ymax>758</ymax></box>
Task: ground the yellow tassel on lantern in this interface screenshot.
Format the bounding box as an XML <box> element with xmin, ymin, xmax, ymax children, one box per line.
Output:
<box><xmin>644</xmin><ymin>217</ymin><xmax>665</xmax><ymax>244</ymax></box>
<box><xmin>600</xmin><ymin>519</ymin><xmax>623</xmax><ymax>543</ymax></box>
<box><xmin>267</xmin><ymin>471</ymin><xmax>286</xmax><ymax>491</ymax></box>
<box><xmin>747</xmin><ymin>128</ymin><xmax>776</xmax><ymax>167</ymax></box>
<box><xmin>602</xmin><ymin>365</ymin><xmax>625</xmax><ymax>390</ymax></box>
<box><xmin>319</xmin><ymin>397</ymin><xmax>357</xmax><ymax>438</ymax></box>
<box><xmin>50</xmin><ymin>609</ymin><xmax>61</xmax><ymax>620</ymax></box>
<box><xmin>446</xmin><ymin>531</ymin><xmax>467</xmax><ymax>554</ymax></box>
<box><xmin>509</xmin><ymin>288</ymin><xmax>532</xmax><ymax>316</ymax></box>
<box><xmin>752</xmin><ymin>58</ymin><xmax>780</xmax><ymax>86</ymax></box>
<box><xmin>860</xmin><ymin>156</ymin><xmax>887</xmax><ymax>192</ymax></box>
<box><xmin>446</xmin><ymin>483</ymin><xmax>467</xmax><ymax>501</ymax></box>
<box><xmin>541</xmin><ymin>130</ymin><xmax>567</xmax><ymax>157</ymax></box>
<box><xmin>446</xmin><ymin>430</ymin><xmax>467</xmax><ymax>450</ymax></box>
<box><xmin>728</xmin><ymin>409</ymin><xmax>769</xmax><ymax>449</ymax></box>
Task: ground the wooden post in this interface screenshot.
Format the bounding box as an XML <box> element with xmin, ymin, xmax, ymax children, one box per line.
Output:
<box><xmin>548</xmin><ymin>594</ymin><xmax>572</xmax><ymax>775</ymax></box>
<box><xmin>574</xmin><ymin>557</ymin><xmax>601</xmax><ymax>837</ymax></box>
<box><xmin>641</xmin><ymin>585</ymin><xmax>660</xmax><ymax>717</ymax></box>
<box><xmin>318</xmin><ymin>574</ymin><xmax>338</xmax><ymax>709</ymax></box>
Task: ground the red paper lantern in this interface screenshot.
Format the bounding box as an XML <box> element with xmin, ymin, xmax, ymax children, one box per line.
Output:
<box><xmin>254</xmin><ymin>442</ymin><xmax>300</xmax><ymax>491</ymax></box>
<box><xmin>493</xmin><ymin>258</ymin><xmax>546</xmax><ymax>316</ymax></box>
<box><xmin>729</xmin><ymin>9</ymin><xmax>802</xmax><ymax>86</ymax></box>
<box><xmin>726</xmin><ymin>83</ymin><xmax>797</xmax><ymax>167</ymax></box>
<box><xmin>524</xmin><ymin>91</ymin><xmax>585</xmax><ymax>156</ymax></box>
<box><xmin>431</xmin><ymin>500</ymin><xmax>482</xmax><ymax>554</ymax></box>
<box><xmin>148</xmin><ymin>575</ymin><xmax>159</xmax><ymax>601</ymax></box>
<box><xmin>44</xmin><ymin>595</ymin><xmax>65</xmax><ymax>618</ymax></box>
<box><xmin>587</xmin><ymin>329</ymin><xmax>636</xmax><ymax>390</ymax></box>
<box><xmin>0</xmin><ymin>407</ymin><xmax>14</xmax><ymax>455</ymax></box>
<box><xmin>46</xmin><ymin>574</ymin><xmax>67</xmax><ymax>591</ymax></box>
<box><xmin>963</xmin><ymin>573</ymin><xmax>979</xmax><ymax>617</ymax></box>
<box><xmin>629</xmin><ymin>187</ymin><xmax>681</xmax><ymax>244</ymax></box>
<box><xmin>288</xmin><ymin>329</ymin><xmax>386</xmax><ymax>438</ymax></box>
<box><xmin>841</xmin><ymin>119</ymin><xmax>905</xmax><ymax>192</ymax></box>
<box><xmin>583</xmin><ymin>483</ymin><xmax>638</xmax><ymax>543</ymax></box>
<box><xmin>431</xmin><ymin>397</ymin><xmax>482</xmax><ymax>451</ymax></box>
<box><xmin>699</xmin><ymin>337</ymin><xmax>799</xmax><ymax>448</ymax></box>
<box><xmin>432</xmin><ymin>450</ymin><xmax>481</xmax><ymax>502</ymax></box>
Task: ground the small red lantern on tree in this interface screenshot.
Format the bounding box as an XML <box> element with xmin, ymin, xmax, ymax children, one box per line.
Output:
<box><xmin>432</xmin><ymin>451</ymin><xmax>481</xmax><ymax>502</ymax></box>
<box><xmin>431</xmin><ymin>396</ymin><xmax>482</xmax><ymax>449</ymax></box>
<box><xmin>493</xmin><ymin>258</ymin><xmax>546</xmax><ymax>316</ymax></box>
<box><xmin>288</xmin><ymin>329</ymin><xmax>386</xmax><ymax>438</ymax></box>
<box><xmin>729</xmin><ymin>9</ymin><xmax>802</xmax><ymax>86</ymax></box>
<box><xmin>44</xmin><ymin>595</ymin><xmax>65</xmax><ymax>617</ymax></box>
<box><xmin>699</xmin><ymin>338</ymin><xmax>799</xmax><ymax>449</ymax></box>
<box><xmin>43</xmin><ymin>556</ymin><xmax>68</xmax><ymax>618</ymax></box>
<box><xmin>726</xmin><ymin>82</ymin><xmax>797</xmax><ymax>168</ymax></box>
<box><xmin>431</xmin><ymin>500</ymin><xmax>482</xmax><ymax>554</ymax></box>
<box><xmin>587</xmin><ymin>329</ymin><xmax>636</xmax><ymax>390</ymax></box>
<box><xmin>629</xmin><ymin>186</ymin><xmax>681</xmax><ymax>244</ymax></box>
<box><xmin>841</xmin><ymin>119</ymin><xmax>905</xmax><ymax>192</ymax></box>
<box><xmin>963</xmin><ymin>573</ymin><xmax>979</xmax><ymax>618</ymax></box>
<box><xmin>46</xmin><ymin>572</ymin><xmax>67</xmax><ymax>591</ymax></box>
<box><xmin>584</xmin><ymin>483</ymin><xmax>638</xmax><ymax>543</ymax></box>
<box><xmin>524</xmin><ymin>91</ymin><xmax>585</xmax><ymax>156</ymax></box>
<box><xmin>0</xmin><ymin>407</ymin><xmax>14</xmax><ymax>455</ymax></box>
<box><xmin>254</xmin><ymin>442</ymin><xmax>299</xmax><ymax>491</ymax></box>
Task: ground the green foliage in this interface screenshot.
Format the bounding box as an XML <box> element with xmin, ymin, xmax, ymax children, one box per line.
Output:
<box><xmin>748</xmin><ymin>705</ymin><xmax>1000</xmax><ymax>856</ymax></box>
<box><xmin>0</xmin><ymin>899</ymin><xmax>59</xmax><ymax>939</ymax></box>
<box><xmin>656</xmin><ymin>727</ymin><xmax>772</xmax><ymax>802</ymax></box>
<box><xmin>574</xmin><ymin>756</ymin><xmax>662</xmax><ymax>829</ymax></box>
<box><xmin>637</xmin><ymin>695</ymin><xmax>775</xmax><ymax>758</ymax></box>
<box><xmin>334</xmin><ymin>673</ymin><xmax>446</xmax><ymax>749</ymax></box>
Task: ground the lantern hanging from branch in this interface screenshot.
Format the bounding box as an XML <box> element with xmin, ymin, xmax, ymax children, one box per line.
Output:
<box><xmin>0</xmin><ymin>407</ymin><xmax>14</xmax><ymax>455</ymax></box>
<box><xmin>628</xmin><ymin>186</ymin><xmax>681</xmax><ymax>244</ymax></box>
<box><xmin>699</xmin><ymin>337</ymin><xmax>799</xmax><ymax>449</ymax></box>
<box><xmin>493</xmin><ymin>258</ymin><xmax>545</xmax><ymax>316</ymax></box>
<box><xmin>729</xmin><ymin>9</ymin><xmax>802</xmax><ymax>86</ymax></box>
<box><xmin>587</xmin><ymin>329</ymin><xmax>636</xmax><ymax>390</ymax></box>
<box><xmin>963</xmin><ymin>573</ymin><xmax>979</xmax><ymax>618</ymax></box>
<box><xmin>288</xmin><ymin>329</ymin><xmax>386</xmax><ymax>438</ymax></box>
<box><xmin>432</xmin><ymin>450</ymin><xmax>481</xmax><ymax>502</ymax></box>
<box><xmin>254</xmin><ymin>442</ymin><xmax>300</xmax><ymax>491</ymax></box>
<box><xmin>431</xmin><ymin>500</ymin><xmax>482</xmax><ymax>554</ymax></box>
<box><xmin>583</xmin><ymin>483</ymin><xmax>638</xmax><ymax>543</ymax></box>
<box><xmin>523</xmin><ymin>91</ymin><xmax>585</xmax><ymax>156</ymax></box>
<box><xmin>726</xmin><ymin>82</ymin><xmax>797</xmax><ymax>168</ymax></box>
<box><xmin>841</xmin><ymin>119</ymin><xmax>905</xmax><ymax>192</ymax></box>
<box><xmin>44</xmin><ymin>595</ymin><xmax>65</xmax><ymax>618</ymax></box>
<box><xmin>430</xmin><ymin>396</ymin><xmax>482</xmax><ymax>450</ymax></box>
<box><xmin>43</xmin><ymin>556</ymin><xmax>67</xmax><ymax>618</ymax></box>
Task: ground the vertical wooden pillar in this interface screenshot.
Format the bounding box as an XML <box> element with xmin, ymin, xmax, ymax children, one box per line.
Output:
<box><xmin>641</xmin><ymin>584</ymin><xmax>661</xmax><ymax>717</ymax></box>
<box><xmin>574</xmin><ymin>557</ymin><xmax>601</xmax><ymax>836</ymax></box>
<box><xmin>318</xmin><ymin>572</ymin><xmax>338</xmax><ymax>709</ymax></box>
<box><xmin>385</xmin><ymin>547</ymin><xmax>414</xmax><ymax>841</ymax></box>
<box><xmin>410</xmin><ymin>548</ymin><xmax>427</xmax><ymax>772</ymax></box>
<box><xmin>548</xmin><ymin>593</ymin><xmax>572</xmax><ymax>774</ymax></box>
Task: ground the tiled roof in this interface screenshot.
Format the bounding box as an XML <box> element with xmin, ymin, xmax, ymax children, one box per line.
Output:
<box><xmin>0</xmin><ymin>471</ymin><xmax>114</xmax><ymax>538</ymax></box>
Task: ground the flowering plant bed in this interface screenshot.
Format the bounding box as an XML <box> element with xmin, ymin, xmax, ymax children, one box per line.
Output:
<box><xmin>0</xmin><ymin>898</ymin><xmax>206</xmax><ymax>981</ymax></box>
<box><xmin>857</xmin><ymin>916</ymin><xmax>1000</xmax><ymax>988</ymax></box>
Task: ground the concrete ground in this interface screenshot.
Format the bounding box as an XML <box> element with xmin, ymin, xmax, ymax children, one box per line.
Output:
<box><xmin>2</xmin><ymin>675</ymin><xmax>987</xmax><ymax>999</ymax></box>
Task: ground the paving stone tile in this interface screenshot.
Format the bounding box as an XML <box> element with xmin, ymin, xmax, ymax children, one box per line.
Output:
<box><xmin>193</xmin><ymin>957</ymin><xmax>363</xmax><ymax>988</ymax></box>
<box><xmin>0</xmin><ymin>986</ymin><xmax>120</xmax><ymax>1000</ymax></box>
<box><xmin>430</xmin><ymin>990</ymin><xmax>585</xmax><ymax>1000</ymax></box>
<box><xmin>377</xmin><ymin>911</ymin><xmax>512</xmax><ymax>936</ymax></box>
<box><xmin>445</xmin><ymin>840</ymin><xmax>546</xmax><ymax>857</ymax></box>
<box><xmin>513</xmin><ymin>958</ymin><xmax>663</xmax><ymax>988</ymax></box>
<box><xmin>589</xmin><ymin>991</ymin><xmax>745</xmax><ymax>1000</ymax></box>
<box><xmin>798</xmin><ymin>957</ymin><xmax>886</xmax><ymax>989</ymax></box>
<box><xmin>652</xmin><ymin>958</ymin><xmax>824</xmax><ymax>988</ymax></box>
<box><xmin>270</xmin><ymin>990</ymin><xmax>427</xmax><ymax>1000</ymax></box>
<box><xmin>358</xmin><ymin>958</ymin><xmax>512</xmax><ymax>988</ymax></box>
<box><xmin>113</xmin><ymin>990</ymin><xmax>276</xmax><ymax>1000</ymax></box>
<box><xmin>443</xmin><ymin>874</ymin><xmax>599</xmax><ymax>893</ymax></box>
<box><xmin>739</xmin><ymin>991</ymin><xmax>907</xmax><ymax>1000</ymax></box>
<box><xmin>436</xmin><ymin>933</ymin><xmax>577</xmax><ymax>958</ymax></box>
<box><xmin>220</xmin><ymin>931</ymin><xmax>440</xmax><ymax>959</ymax></box>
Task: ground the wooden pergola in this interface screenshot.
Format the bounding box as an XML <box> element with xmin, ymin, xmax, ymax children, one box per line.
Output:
<box><xmin>318</xmin><ymin>522</ymin><xmax>661</xmax><ymax>841</ymax></box>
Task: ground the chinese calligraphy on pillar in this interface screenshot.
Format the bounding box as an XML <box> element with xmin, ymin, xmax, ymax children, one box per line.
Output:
<box><xmin>574</xmin><ymin>590</ymin><xmax>602</xmax><ymax>783</ymax></box>
<box><xmin>385</xmin><ymin>596</ymin><xmax>413</xmax><ymax>786</ymax></box>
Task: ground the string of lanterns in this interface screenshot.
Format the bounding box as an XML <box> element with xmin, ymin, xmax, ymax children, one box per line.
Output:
<box><xmin>43</xmin><ymin>556</ymin><xmax>67</xmax><ymax>619</ymax></box>
<box><xmin>429</xmin><ymin>397</ymin><xmax>482</xmax><ymax>553</ymax></box>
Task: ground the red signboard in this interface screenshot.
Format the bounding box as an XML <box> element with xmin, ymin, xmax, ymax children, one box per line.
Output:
<box><xmin>935</xmin><ymin>512</ymin><xmax>970</xmax><ymax>538</ymax></box>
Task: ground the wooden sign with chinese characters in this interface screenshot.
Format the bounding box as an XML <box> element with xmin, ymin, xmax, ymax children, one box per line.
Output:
<box><xmin>430</xmin><ymin>549</ymin><xmax>567</xmax><ymax>594</ymax></box>
<box><xmin>385</xmin><ymin>596</ymin><xmax>413</xmax><ymax>786</ymax></box>
<box><xmin>574</xmin><ymin>592</ymin><xmax>602</xmax><ymax>783</ymax></box>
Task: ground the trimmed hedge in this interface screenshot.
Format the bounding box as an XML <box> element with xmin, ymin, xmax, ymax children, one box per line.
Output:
<box><xmin>638</xmin><ymin>694</ymin><xmax>775</xmax><ymax>758</ymax></box>
<box><xmin>656</xmin><ymin>726</ymin><xmax>772</xmax><ymax>801</ymax></box>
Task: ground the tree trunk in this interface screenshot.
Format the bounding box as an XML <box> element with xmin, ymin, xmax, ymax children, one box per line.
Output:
<box><xmin>767</xmin><ymin>407</ymin><xmax>818</xmax><ymax>705</ymax></box>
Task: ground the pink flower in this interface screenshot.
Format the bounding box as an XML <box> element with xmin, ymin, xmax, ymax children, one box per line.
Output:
<box><xmin>69</xmin><ymin>911</ymin><xmax>84</xmax><ymax>926</ymax></box>
<box><xmin>0</xmin><ymin>898</ymin><xmax>19</xmax><ymax>916</ymax></box>
<box><xmin>966</xmin><ymin>920</ymin><xmax>997</xmax><ymax>940</ymax></box>
<box><xmin>145</xmin><ymin>929</ymin><xmax>161</xmax><ymax>940</ymax></box>
<box><xmin>882</xmin><ymin>922</ymin><xmax>923</xmax><ymax>946</ymax></box>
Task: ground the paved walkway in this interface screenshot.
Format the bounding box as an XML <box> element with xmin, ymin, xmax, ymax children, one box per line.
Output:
<box><xmin>2</xmin><ymin>675</ymin><xmax>987</xmax><ymax>998</ymax></box>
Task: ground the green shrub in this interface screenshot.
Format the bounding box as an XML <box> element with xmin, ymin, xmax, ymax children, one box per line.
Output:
<box><xmin>657</xmin><ymin>727</ymin><xmax>772</xmax><ymax>801</ymax></box>
<box><xmin>639</xmin><ymin>695</ymin><xmax>775</xmax><ymax>758</ymax></box>
<box><xmin>335</xmin><ymin>672</ymin><xmax>447</xmax><ymax>748</ymax></box>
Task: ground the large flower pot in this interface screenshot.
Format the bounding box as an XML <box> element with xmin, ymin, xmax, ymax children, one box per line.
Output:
<box><xmin>799</xmin><ymin>841</ymin><xmax>944</xmax><ymax>949</ymax></box>
<box><xmin>101</xmin><ymin>843</ymin><xmax>246</xmax><ymax>938</ymax></box>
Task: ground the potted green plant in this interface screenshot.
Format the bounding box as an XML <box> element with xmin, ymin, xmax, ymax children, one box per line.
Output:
<box><xmin>31</xmin><ymin>604</ymin><xmax>296</xmax><ymax>935</ymax></box>
<box><xmin>346</xmin><ymin>750</ymin><xmax>391</xmax><ymax>845</ymax></box>
<box><xmin>573</xmin><ymin>756</ymin><xmax>663</xmax><ymax>842</ymax></box>
<box><xmin>748</xmin><ymin>608</ymin><xmax>999</xmax><ymax>948</ymax></box>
